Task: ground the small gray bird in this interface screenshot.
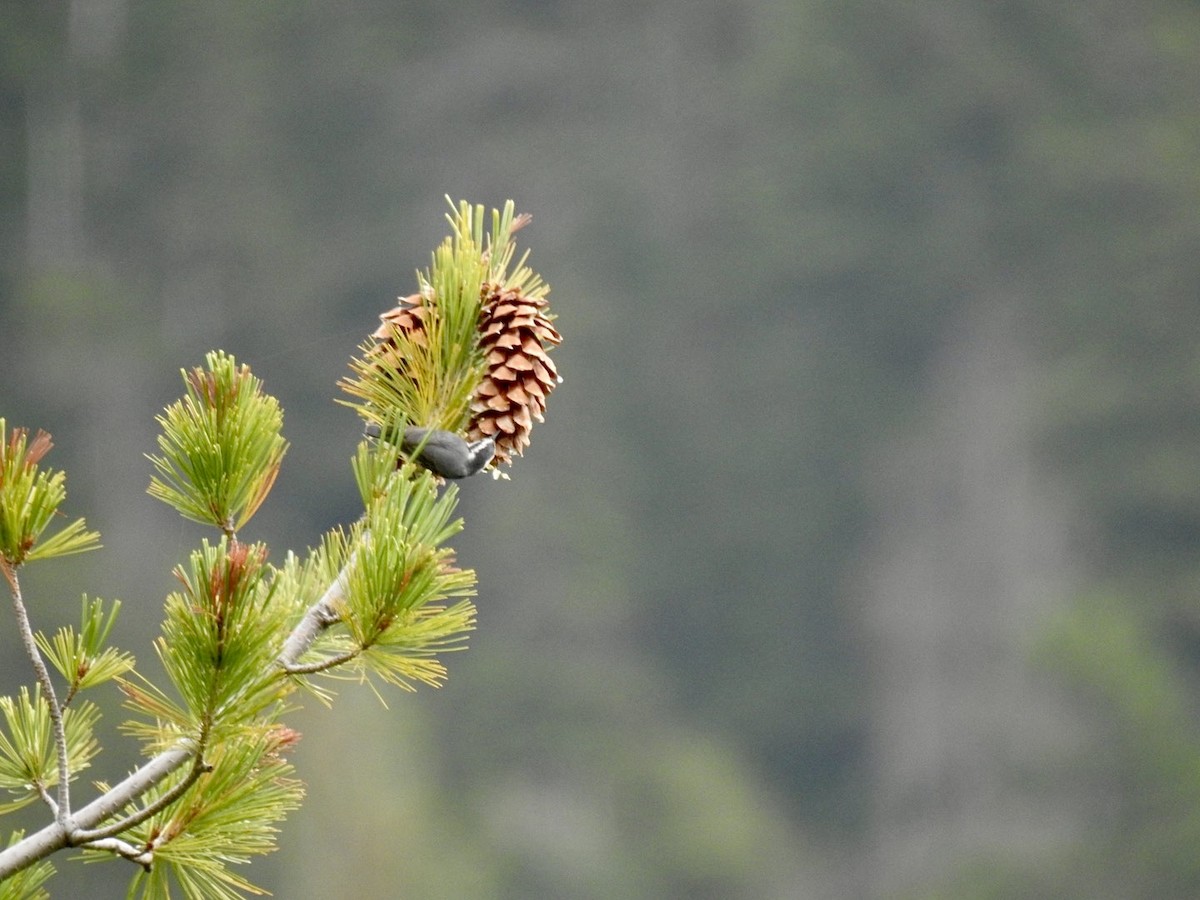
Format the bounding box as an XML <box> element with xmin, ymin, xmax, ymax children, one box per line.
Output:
<box><xmin>364</xmin><ymin>423</ymin><xmax>494</xmax><ymax>478</ymax></box>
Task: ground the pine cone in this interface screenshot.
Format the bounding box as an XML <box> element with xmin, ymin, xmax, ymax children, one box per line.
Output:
<box><xmin>367</xmin><ymin>291</ymin><xmax>431</xmax><ymax>391</ymax></box>
<box><xmin>468</xmin><ymin>283</ymin><xmax>562</xmax><ymax>466</ymax></box>
<box><xmin>372</xmin><ymin>292</ymin><xmax>429</xmax><ymax>347</ymax></box>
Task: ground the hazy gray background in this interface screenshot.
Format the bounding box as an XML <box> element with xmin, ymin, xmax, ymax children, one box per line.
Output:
<box><xmin>3</xmin><ymin>1</ymin><xmax>1200</xmax><ymax>897</ymax></box>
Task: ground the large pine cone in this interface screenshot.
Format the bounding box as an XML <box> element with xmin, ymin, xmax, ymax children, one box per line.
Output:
<box><xmin>468</xmin><ymin>283</ymin><xmax>562</xmax><ymax>465</ymax></box>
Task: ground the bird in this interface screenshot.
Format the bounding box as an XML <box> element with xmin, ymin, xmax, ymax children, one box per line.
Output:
<box><xmin>365</xmin><ymin>423</ymin><xmax>495</xmax><ymax>479</ymax></box>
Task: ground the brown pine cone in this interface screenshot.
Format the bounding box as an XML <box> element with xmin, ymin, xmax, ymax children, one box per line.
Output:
<box><xmin>372</xmin><ymin>292</ymin><xmax>429</xmax><ymax>347</ymax></box>
<box><xmin>468</xmin><ymin>283</ymin><xmax>562</xmax><ymax>466</ymax></box>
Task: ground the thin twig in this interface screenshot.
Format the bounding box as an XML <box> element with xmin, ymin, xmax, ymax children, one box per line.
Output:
<box><xmin>69</xmin><ymin>753</ymin><xmax>211</xmax><ymax>844</ymax></box>
<box><xmin>6</xmin><ymin>569</ymin><xmax>73</xmax><ymax>825</ymax></box>
<box><xmin>77</xmin><ymin>836</ymin><xmax>153</xmax><ymax>870</ymax></box>
<box><xmin>35</xmin><ymin>782</ymin><xmax>58</xmax><ymax>816</ymax></box>
<box><xmin>279</xmin><ymin>648</ymin><xmax>360</xmax><ymax>675</ymax></box>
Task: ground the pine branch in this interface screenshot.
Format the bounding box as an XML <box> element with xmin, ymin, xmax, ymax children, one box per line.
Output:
<box><xmin>5</xmin><ymin>570</ymin><xmax>72</xmax><ymax>827</ymax></box>
<box><xmin>277</xmin><ymin>649</ymin><xmax>359</xmax><ymax>676</ymax></box>
<box><xmin>81</xmin><ymin>836</ymin><xmax>153</xmax><ymax>870</ymax></box>
<box><xmin>0</xmin><ymin>201</ymin><xmax>557</xmax><ymax>893</ymax></box>
<box><xmin>69</xmin><ymin>752</ymin><xmax>210</xmax><ymax>844</ymax></box>
<box><xmin>0</xmin><ymin>746</ymin><xmax>191</xmax><ymax>878</ymax></box>
<box><xmin>0</xmin><ymin>555</ymin><xmax>347</xmax><ymax>880</ymax></box>
<box><xmin>275</xmin><ymin>557</ymin><xmax>351</xmax><ymax>672</ymax></box>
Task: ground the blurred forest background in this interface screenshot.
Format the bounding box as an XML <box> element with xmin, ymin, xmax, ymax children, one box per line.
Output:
<box><xmin>3</xmin><ymin>1</ymin><xmax>1200</xmax><ymax>897</ymax></box>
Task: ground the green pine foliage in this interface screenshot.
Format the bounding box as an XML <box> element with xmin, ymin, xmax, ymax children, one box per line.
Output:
<box><xmin>278</xmin><ymin>436</ymin><xmax>478</xmax><ymax>696</ymax></box>
<box><xmin>147</xmin><ymin>351</ymin><xmax>288</xmax><ymax>535</ymax></box>
<box><xmin>123</xmin><ymin>734</ymin><xmax>303</xmax><ymax>900</ymax></box>
<box><xmin>35</xmin><ymin>597</ymin><xmax>136</xmax><ymax>706</ymax></box>
<box><xmin>0</xmin><ymin>420</ymin><xmax>100</xmax><ymax>571</ymax></box>
<box><xmin>0</xmin><ymin>687</ymin><xmax>100</xmax><ymax>813</ymax></box>
<box><xmin>341</xmin><ymin>445</ymin><xmax>476</xmax><ymax>690</ymax></box>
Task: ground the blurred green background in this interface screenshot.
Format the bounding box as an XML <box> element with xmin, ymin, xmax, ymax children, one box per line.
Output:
<box><xmin>3</xmin><ymin>1</ymin><xmax>1200</xmax><ymax>897</ymax></box>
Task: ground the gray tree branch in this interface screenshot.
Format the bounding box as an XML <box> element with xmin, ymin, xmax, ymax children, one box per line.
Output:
<box><xmin>0</xmin><ymin>556</ymin><xmax>353</xmax><ymax>880</ymax></box>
